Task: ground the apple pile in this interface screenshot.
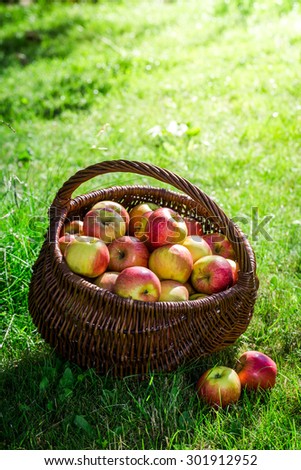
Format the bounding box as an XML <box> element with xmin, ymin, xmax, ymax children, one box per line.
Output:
<box><xmin>59</xmin><ymin>200</ymin><xmax>239</xmax><ymax>302</ymax></box>
<box><xmin>196</xmin><ymin>350</ymin><xmax>278</xmax><ymax>409</ymax></box>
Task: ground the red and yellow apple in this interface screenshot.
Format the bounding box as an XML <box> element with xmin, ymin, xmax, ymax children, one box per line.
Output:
<box><xmin>129</xmin><ymin>210</ymin><xmax>153</xmax><ymax>244</ymax></box>
<box><xmin>61</xmin><ymin>219</ymin><xmax>84</xmax><ymax>236</ymax></box>
<box><xmin>196</xmin><ymin>366</ymin><xmax>241</xmax><ymax>408</ymax></box>
<box><xmin>203</xmin><ymin>232</ymin><xmax>236</xmax><ymax>260</ymax></box>
<box><xmin>191</xmin><ymin>255</ymin><xmax>233</xmax><ymax>294</ymax></box>
<box><xmin>182</xmin><ymin>235</ymin><xmax>212</xmax><ymax>263</ymax></box>
<box><xmin>64</xmin><ymin>235</ymin><xmax>110</xmax><ymax>278</ymax></box>
<box><xmin>235</xmin><ymin>351</ymin><xmax>277</xmax><ymax>390</ymax></box>
<box><xmin>146</xmin><ymin>207</ymin><xmax>188</xmax><ymax>249</ymax></box>
<box><xmin>108</xmin><ymin>235</ymin><xmax>149</xmax><ymax>271</ymax></box>
<box><xmin>114</xmin><ymin>266</ymin><xmax>161</xmax><ymax>302</ymax></box>
<box><xmin>183</xmin><ymin>281</ymin><xmax>196</xmax><ymax>296</ymax></box>
<box><xmin>94</xmin><ymin>271</ymin><xmax>119</xmax><ymax>292</ymax></box>
<box><xmin>58</xmin><ymin>233</ymin><xmax>76</xmax><ymax>256</ymax></box>
<box><xmin>92</xmin><ymin>200</ymin><xmax>130</xmax><ymax>230</ymax></box>
<box><xmin>149</xmin><ymin>244</ymin><xmax>193</xmax><ymax>283</ymax></box>
<box><xmin>159</xmin><ymin>280</ymin><xmax>189</xmax><ymax>302</ymax></box>
<box><xmin>83</xmin><ymin>207</ymin><xmax>126</xmax><ymax>243</ymax></box>
<box><xmin>227</xmin><ymin>258</ymin><xmax>239</xmax><ymax>284</ymax></box>
<box><xmin>128</xmin><ymin>202</ymin><xmax>159</xmax><ymax>237</ymax></box>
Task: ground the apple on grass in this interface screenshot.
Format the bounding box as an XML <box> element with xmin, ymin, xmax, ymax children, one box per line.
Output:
<box><xmin>191</xmin><ymin>255</ymin><xmax>233</xmax><ymax>295</ymax></box>
<box><xmin>94</xmin><ymin>271</ymin><xmax>119</xmax><ymax>292</ymax></box>
<box><xmin>108</xmin><ymin>235</ymin><xmax>150</xmax><ymax>271</ymax></box>
<box><xmin>203</xmin><ymin>232</ymin><xmax>236</xmax><ymax>261</ymax></box>
<box><xmin>182</xmin><ymin>235</ymin><xmax>212</xmax><ymax>263</ymax></box>
<box><xmin>159</xmin><ymin>280</ymin><xmax>189</xmax><ymax>302</ymax></box>
<box><xmin>149</xmin><ymin>244</ymin><xmax>193</xmax><ymax>283</ymax></box>
<box><xmin>128</xmin><ymin>202</ymin><xmax>159</xmax><ymax>236</ymax></box>
<box><xmin>61</xmin><ymin>219</ymin><xmax>84</xmax><ymax>236</ymax></box>
<box><xmin>196</xmin><ymin>366</ymin><xmax>241</xmax><ymax>408</ymax></box>
<box><xmin>59</xmin><ymin>233</ymin><xmax>76</xmax><ymax>256</ymax></box>
<box><xmin>235</xmin><ymin>351</ymin><xmax>277</xmax><ymax>390</ymax></box>
<box><xmin>83</xmin><ymin>207</ymin><xmax>126</xmax><ymax>243</ymax></box>
<box><xmin>92</xmin><ymin>200</ymin><xmax>130</xmax><ymax>230</ymax></box>
<box><xmin>64</xmin><ymin>235</ymin><xmax>110</xmax><ymax>278</ymax></box>
<box><xmin>145</xmin><ymin>207</ymin><xmax>188</xmax><ymax>249</ymax></box>
<box><xmin>114</xmin><ymin>266</ymin><xmax>161</xmax><ymax>302</ymax></box>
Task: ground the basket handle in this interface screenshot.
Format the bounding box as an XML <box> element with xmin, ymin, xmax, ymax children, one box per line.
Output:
<box><xmin>55</xmin><ymin>160</ymin><xmax>225</xmax><ymax>220</ymax></box>
<box><xmin>52</xmin><ymin>159</ymin><xmax>255</xmax><ymax>273</ymax></box>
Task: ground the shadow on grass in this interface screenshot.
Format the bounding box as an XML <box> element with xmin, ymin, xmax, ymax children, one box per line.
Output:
<box><xmin>0</xmin><ymin>17</ymin><xmax>86</xmax><ymax>71</ymax></box>
<box><xmin>0</xmin><ymin>0</ymin><xmax>128</xmax><ymax>73</ymax></box>
<box><xmin>0</xmin><ymin>348</ymin><xmax>152</xmax><ymax>449</ymax></box>
<box><xmin>1</xmin><ymin>348</ymin><xmax>113</xmax><ymax>450</ymax></box>
<box><xmin>0</xmin><ymin>346</ymin><xmax>205</xmax><ymax>450</ymax></box>
<box><xmin>0</xmin><ymin>10</ymin><xmax>134</xmax><ymax>120</ymax></box>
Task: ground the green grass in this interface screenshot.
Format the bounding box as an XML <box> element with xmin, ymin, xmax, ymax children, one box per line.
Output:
<box><xmin>1</xmin><ymin>0</ymin><xmax>301</xmax><ymax>450</ymax></box>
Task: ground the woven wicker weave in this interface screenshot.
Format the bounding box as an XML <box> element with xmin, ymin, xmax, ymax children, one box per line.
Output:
<box><xmin>28</xmin><ymin>160</ymin><xmax>258</xmax><ymax>377</ymax></box>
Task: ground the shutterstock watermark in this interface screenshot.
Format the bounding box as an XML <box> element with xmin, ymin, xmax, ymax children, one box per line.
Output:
<box><xmin>26</xmin><ymin>206</ymin><xmax>274</xmax><ymax>244</ymax></box>
<box><xmin>231</xmin><ymin>207</ymin><xmax>274</xmax><ymax>242</ymax></box>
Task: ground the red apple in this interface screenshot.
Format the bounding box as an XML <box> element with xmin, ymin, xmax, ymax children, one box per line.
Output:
<box><xmin>58</xmin><ymin>233</ymin><xmax>76</xmax><ymax>256</ymax></box>
<box><xmin>146</xmin><ymin>207</ymin><xmax>188</xmax><ymax>249</ymax></box>
<box><xmin>61</xmin><ymin>219</ymin><xmax>84</xmax><ymax>236</ymax></box>
<box><xmin>114</xmin><ymin>266</ymin><xmax>161</xmax><ymax>302</ymax></box>
<box><xmin>235</xmin><ymin>351</ymin><xmax>277</xmax><ymax>390</ymax></box>
<box><xmin>196</xmin><ymin>366</ymin><xmax>241</xmax><ymax>408</ymax></box>
<box><xmin>226</xmin><ymin>258</ymin><xmax>239</xmax><ymax>284</ymax></box>
<box><xmin>108</xmin><ymin>235</ymin><xmax>149</xmax><ymax>271</ymax></box>
<box><xmin>184</xmin><ymin>217</ymin><xmax>203</xmax><ymax>236</ymax></box>
<box><xmin>83</xmin><ymin>207</ymin><xmax>126</xmax><ymax>243</ymax></box>
<box><xmin>159</xmin><ymin>280</ymin><xmax>189</xmax><ymax>302</ymax></box>
<box><xmin>128</xmin><ymin>202</ymin><xmax>159</xmax><ymax>236</ymax></box>
<box><xmin>149</xmin><ymin>244</ymin><xmax>193</xmax><ymax>283</ymax></box>
<box><xmin>94</xmin><ymin>271</ymin><xmax>119</xmax><ymax>292</ymax></box>
<box><xmin>64</xmin><ymin>235</ymin><xmax>110</xmax><ymax>278</ymax></box>
<box><xmin>202</xmin><ymin>232</ymin><xmax>236</xmax><ymax>260</ymax></box>
<box><xmin>182</xmin><ymin>235</ymin><xmax>212</xmax><ymax>263</ymax></box>
<box><xmin>92</xmin><ymin>200</ymin><xmax>130</xmax><ymax>231</ymax></box>
<box><xmin>191</xmin><ymin>255</ymin><xmax>233</xmax><ymax>294</ymax></box>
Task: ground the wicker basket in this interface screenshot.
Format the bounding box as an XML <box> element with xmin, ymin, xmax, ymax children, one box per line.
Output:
<box><xmin>28</xmin><ymin>160</ymin><xmax>258</xmax><ymax>377</ymax></box>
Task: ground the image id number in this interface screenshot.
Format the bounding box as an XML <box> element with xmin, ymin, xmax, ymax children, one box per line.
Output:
<box><xmin>186</xmin><ymin>454</ymin><xmax>258</xmax><ymax>466</ymax></box>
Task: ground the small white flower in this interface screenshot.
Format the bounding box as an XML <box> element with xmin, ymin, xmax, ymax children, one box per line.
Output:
<box><xmin>166</xmin><ymin>121</ymin><xmax>188</xmax><ymax>136</ymax></box>
<box><xmin>146</xmin><ymin>125</ymin><xmax>162</xmax><ymax>137</ymax></box>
